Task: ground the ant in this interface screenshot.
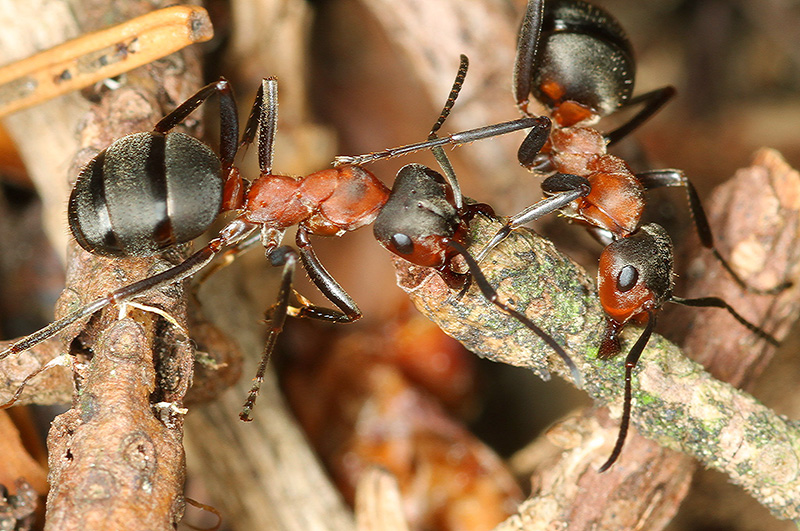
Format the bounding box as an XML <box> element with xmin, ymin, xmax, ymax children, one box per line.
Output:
<box><xmin>0</xmin><ymin>56</ymin><xmax>580</xmax><ymax>421</ymax></box>
<box><xmin>470</xmin><ymin>0</ymin><xmax>785</xmax><ymax>471</ymax></box>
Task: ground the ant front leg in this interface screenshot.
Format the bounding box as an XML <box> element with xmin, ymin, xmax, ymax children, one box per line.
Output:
<box><xmin>333</xmin><ymin>117</ymin><xmax>547</xmax><ymax>167</ymax></box>
<box><xmin>604</xmin><ymin>86</ymin><xmax>676</xmax><ymax>146</ymax></box>
<box><xmin>473</xmin><ymin>173</ymin><xmax>591</xmax><ymax>263</ymax></box>
<box><xmin>636</xmin><ymin>169</ymin><xmax>789</xmax><ymax>295</ymax></box>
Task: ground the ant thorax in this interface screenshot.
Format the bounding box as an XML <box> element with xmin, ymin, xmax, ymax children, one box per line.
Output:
<box><xmin>546</xmin><ymin>126</ymin><xmax>645</xmax><ymax>237</ymax></box>
<box><xmin>243</xmin><ymin>166</ymin><xmax>390</xmax><ymax>236</ymax></box>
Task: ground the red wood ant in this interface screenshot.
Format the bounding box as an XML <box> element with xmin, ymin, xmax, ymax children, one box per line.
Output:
<box><xmin>472</xmin><ymin>0</ymin><xmax>785</xmax><ymax>471</ymax></box>
<box><xmin>0</xmin><ymin>57</ymin><xmax>580</xmax><ymax>420</ymax></box>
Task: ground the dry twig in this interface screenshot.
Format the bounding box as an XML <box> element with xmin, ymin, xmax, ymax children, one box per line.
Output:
<box><xmin>0</xmin><ymin>1</ymin><xmax>215</xmax><ymax>528</ymax></box>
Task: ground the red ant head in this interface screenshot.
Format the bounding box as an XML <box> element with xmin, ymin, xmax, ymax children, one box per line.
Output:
<box><xmin>597</xmin><ymin>224</ymin><xmax>674</xmax><ymax>329</ymax></box>
<box><xmin>373</xmin><ymin>164</ymin><xmax>465</xmax><ymax>270</ymax></box>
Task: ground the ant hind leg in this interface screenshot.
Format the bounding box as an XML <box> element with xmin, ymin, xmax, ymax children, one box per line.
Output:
<box><xmin>636</xmin><ymin>169</ymin><xmax>790</xmax><ymax>295</ymax></box>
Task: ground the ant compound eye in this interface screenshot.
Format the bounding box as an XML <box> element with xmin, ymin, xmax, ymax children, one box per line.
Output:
<box><xmin>617</xmin><ymin>265</ymin><xmax>638</xmax><ymax>292</ymax></box>
<box><xmin>391</xmin><ymin>233</ymin><xmax>414</xmax><ymax>255</ymax></box>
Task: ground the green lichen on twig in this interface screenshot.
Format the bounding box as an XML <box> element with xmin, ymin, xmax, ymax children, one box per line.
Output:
<box><xmin>393</xmin><ymin>214</ymin><xmax>800</xmax><ymax>521</ymax></box>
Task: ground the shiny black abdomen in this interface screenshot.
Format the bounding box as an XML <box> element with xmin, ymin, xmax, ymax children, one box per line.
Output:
<box><xmin>533</xmin><ymin>0</ymin><xmax>636</xmax><ymax>115</ymax></box>
<box><xmin>68</xmin><ymin>131</ymin><xmax>223</xmax><ymax>257</ymax></box>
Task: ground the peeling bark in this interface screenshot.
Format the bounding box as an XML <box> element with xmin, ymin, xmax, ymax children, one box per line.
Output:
<box><xmin>46</xmin><ymin>319</ymin><xmax>186</xmax><ymax>529</ymax></box>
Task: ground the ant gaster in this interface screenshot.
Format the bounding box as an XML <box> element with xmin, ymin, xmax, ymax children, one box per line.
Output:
<box><xmin>0</xmin><ymin>57</ymin><xmax>580</xmax><ymax>419</ymax></box>
<box><xmin>474</xmin><ymin>0</ymin><xmax>784</xmax><ymax>471</ymax></box>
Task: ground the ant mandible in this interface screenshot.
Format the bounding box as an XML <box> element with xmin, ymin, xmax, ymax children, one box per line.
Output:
<box><xmin>472</xmin><ymin>0</ymin><xmax>785</xmax><ymax>471</ymax></box>
<box><xmin>0</xmin><ymin>56</ymin><xmax>580</xmax><ymax>420</ymax></box>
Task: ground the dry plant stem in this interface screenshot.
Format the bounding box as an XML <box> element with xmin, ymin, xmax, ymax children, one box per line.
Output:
<box><xmin>395</xmin><ymin>150</ymin><xmax>800</xmax><ymax>522</ymax></box>
<box><xmin>45</xmin><ymin>77</ymin><xmax>198</xmax><ymax>529</ymax></box>
<box><xmin>47</xmin><ymin>319</ymin><xmax>187</xmax><ymax>529</ymax></box>
<box><xmin>0</xmin><ymin>5</ymin><xmax>213</xmax><ymax>117</ymax></box>
<box><xmin>0</xmin><ymin>0</ymin><xmax>211</xmax><ymax>528</ymax></box>
<box><xmin>355</xmin><ymin>467</ymin><xmax>411</xmax><ymax>531</ymax></box>
<box><xmin>500</xmin><ymin>410</ymin><xmax>696</xmax><ymax>531</ymax></box>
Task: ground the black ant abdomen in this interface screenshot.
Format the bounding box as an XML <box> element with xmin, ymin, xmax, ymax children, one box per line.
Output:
<box><xmin>531</xmin><ymin>0</ymin><xmax>634</xmax><ymax>117</ymax></box>
<box><xmin>68</xmin><ymin>131</ymin><xmax>224</xmax><ymax>257</ymax></box>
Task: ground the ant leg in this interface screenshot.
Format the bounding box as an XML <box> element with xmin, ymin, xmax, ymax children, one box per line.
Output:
<box><xmin>598</xmin><ymin>310</ymin><xmax>657</xmax><ymax>472</ymax></box>
<box><xmin>636</xmin><ymin>169</ymin><xmax>789</xmax><ymax>295</ymax></box>
<box><xmin>0</xmin><ymin>219</ymin><xmax>259</xmax><ymax>362</ymax></box>
<box><xmin>473</xmin><ymin>173</ymin><xmax>590</xmax><ymax>263</ymax></box>
<box><xmin>512</xmin><ymin>0</ymin><xmax>546</xmax><ymax>115</ymax></box>
<box><xmin>670</xmin><ymin>296</ymin><xmax>779</xmax><ymax>346</ymax></box>
<box><xmin>447</xmin><ymin>240</ymin><xmax>582</xmax><ymax>387</ymax></box>
<box><xmin>195</xmin><ymin>230</ymin><xmax>262</xmax><ymax>285</ymax></box>
<box><xmin>153</xmin><ymin>78</ymin><xmax>239</xmax><ymax>170</ymax></box>
<box><xmin>240</xmin><ymin>77</ymin><xmax>278</xmax><ymax>174</ymax></box>
<box><xmin>241</xmin><ymin>229</ymin><xmax>375</xmax><ymax>421</ymax></box>
<box><xmin>429</xmin><ymin>54</ymin><xmax>470</xmax><ymax>210</ymax></box>
<box><xmin>605</xmin><ymin>86</ymin><xmax>676</xmax><ymax>146</ymax></box>
<box><xmin>517</xmin><ymin>116</ymin><xmax>552</xmax><ymax>168</ymax></box>
<box><xmin>240</xmin><ymin>246</ymin><xmax>297</xmax><ymax>422</ymax></box>
<box><xmin>333</xmin><ymin>116</ymin><xmax>547</xmax><ymax>167</ymax></box>
<box><xmin>293</xmin><ymin>228</ymin><xmax>362</xmax><ymax>323</ymax></box>
<box><xmin>430</xmin><ymin>55</ymin><xmax>468</xmax><ymax>139</ymax></box>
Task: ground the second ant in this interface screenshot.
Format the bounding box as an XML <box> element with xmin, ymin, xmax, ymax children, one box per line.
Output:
<box><xmin>474</xmin><ymin>0</ymin><xmax>786</xmax><ymax>471</ymax></box>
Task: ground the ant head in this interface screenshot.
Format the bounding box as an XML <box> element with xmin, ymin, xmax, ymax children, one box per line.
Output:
<box><xmin>530</xmin><ymin>0</ymin><xmax>636</xmax><ymax>119</ymax></box>
<box><xmin>597</xmin><ymin>224</ymin><xmax>674</xmax><ymax>327</ymax></box>
<box><xmin>373</xmin><ymin>164</ymin><xmax>464</xmax><ymax>269</ymax></box>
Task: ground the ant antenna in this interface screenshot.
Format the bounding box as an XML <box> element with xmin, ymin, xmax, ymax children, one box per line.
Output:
<box><xmin>670</xmin><ymin>296</ymin><xmax>779</xmax><ymax>346</ymax></box>
<box><xmin>598</xmin><ymin>310</ymin><xmax>656</xmax><ymax>472</ymax></box>
<box><xmin>429</xmin><ymin>54</ymin><xmax>470</xmax><ymax>210</ymax></box>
